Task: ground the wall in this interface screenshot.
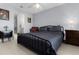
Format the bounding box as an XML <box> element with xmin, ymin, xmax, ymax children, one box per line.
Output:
<box><xmin>24</xmin><ymin>14</ymin><xmax>33</xmax><ymax>33</ymax></box>
<box><xmin>0</xmin><ymin>4</ymin><xmax>17</xmax><ymax>31</ymax></box>
<box><xmin>0</xmin><ymin>4</ymin><xmax>33</xmax><ymax>33</ymax></box>
<box><xmin>17</xmin><ymin>13</ymin><xmax>33</xmax><ymax>33</ymax></box>
<box><xmin>33</xmin><ymin>3</ymin><xmax>79</xmax><ymax>30</ymax></box>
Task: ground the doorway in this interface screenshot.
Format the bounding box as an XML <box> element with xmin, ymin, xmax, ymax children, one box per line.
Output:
<box><xmin>14</xmin><ymin>15</ymin><xmax>18</xmax><ymax>33</ymax></box>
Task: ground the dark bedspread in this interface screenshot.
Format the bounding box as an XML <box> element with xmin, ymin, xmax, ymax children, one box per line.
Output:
<box><xmin>27</xmin><ymin>31</ymin><xmax>63</xmax><ymax>52</ymax></box>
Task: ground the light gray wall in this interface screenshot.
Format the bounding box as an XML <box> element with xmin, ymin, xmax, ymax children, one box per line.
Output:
<box><xmin>33</xmin><ymin>3</ymin><xmax>79</xmax><ymax>30</ymax></box>
<box><xmin>0</xmin><ymin>4</ymin><xmax>17</xmax><ymax>31</ymax></box>
<box><xmin>0</xmin><ymin>4</ymin><xmax>33</xmax><ymax>33</ymax></box>
<box><xmin>17</xmin><ymin>13</ymin><xmax>33</xmax><ymax>33</ymax></box>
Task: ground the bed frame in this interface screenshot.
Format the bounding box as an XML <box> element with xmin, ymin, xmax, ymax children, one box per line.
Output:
<box><xmin>17</xmin><ymin>33</ymin><xmax>56</xmax><ymax>55</ymax></box>
<box><xmin>17</xmin><ymin>25</ymin><xmax>64</xmax><ymax>55</ymax></box>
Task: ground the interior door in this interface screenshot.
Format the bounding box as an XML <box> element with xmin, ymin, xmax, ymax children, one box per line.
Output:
<box><xmin>14</xmin><ymin>15</ymin><xmax>18</xmax><ymax>33</ymax></box>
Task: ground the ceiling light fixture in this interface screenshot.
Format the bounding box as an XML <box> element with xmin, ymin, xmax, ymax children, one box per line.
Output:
<box><xmin>35</xmin><ymin>3</ymin><xmax>40</xmax><ymax>8</ymax></box>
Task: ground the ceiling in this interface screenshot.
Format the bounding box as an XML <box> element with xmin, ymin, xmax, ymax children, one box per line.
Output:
<box><xmin>0</xmin><ymin>3</ymin><xmax>64</xmax><ymax>14</ymax></box>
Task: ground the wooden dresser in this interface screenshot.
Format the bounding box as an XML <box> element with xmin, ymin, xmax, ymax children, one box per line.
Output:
<box><xmin>65</xmin><ymin>30</ymin><xmax>79</xmax><ymax>46</ymax></box>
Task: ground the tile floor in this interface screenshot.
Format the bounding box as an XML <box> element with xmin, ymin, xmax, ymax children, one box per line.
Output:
<box><xmin>0</xmin><ymin>34</ymin><xmax>79</xmax><ymax>55</ymax></box>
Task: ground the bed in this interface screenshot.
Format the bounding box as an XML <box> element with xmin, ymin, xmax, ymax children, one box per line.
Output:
<box><xmin>17</xmin><ymin>25</ymin><xmax>64</xmax><ymax>55</ymax></box>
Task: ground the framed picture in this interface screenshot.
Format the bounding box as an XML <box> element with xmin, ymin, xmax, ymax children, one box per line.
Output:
<box><xmin>27</xmin><ymin>17</ymin><xmax>31</xmax><ymax>23</ymax></box>
<box><xmin>0</xmin><ymin>8</ymin><xmax>9</xmax><ymax>20</ymax></box>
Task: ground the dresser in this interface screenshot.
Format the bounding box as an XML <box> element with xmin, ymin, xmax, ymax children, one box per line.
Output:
<box><xmin>65</xmin><ymin>30</ymin><xmax>79</xmax><ymax>46</ymax></box>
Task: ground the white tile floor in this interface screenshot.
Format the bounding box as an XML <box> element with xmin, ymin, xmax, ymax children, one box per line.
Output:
<box><xmin>57</xmin><ymin>43</ymin><xmax>79</xmax><ymax>55</ymax></box>
<box><xmin>0</xmin><ymin>34</ymin><xmax>79</xmax><ymax>55</ymax></box>
<box><xmin>0</xmin><ymin>39</ymin><xmax>37</xmax><ymax>55</ymax></box>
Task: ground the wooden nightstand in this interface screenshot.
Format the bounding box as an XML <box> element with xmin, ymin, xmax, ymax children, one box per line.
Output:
<box><xmin>64</xmin><ymin>30</ymin><xmax>79</xmax><ymax>46</ymax></box>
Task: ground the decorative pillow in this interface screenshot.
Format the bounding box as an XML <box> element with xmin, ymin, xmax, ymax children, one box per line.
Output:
<box><xmin>48</xmin><ymin>26</ymin><xmax>61</xmax><ymax>32</ymax></box>
<box><xmin>40</xmin><ymin>26</ymin><xmax>48</xmax><ymax>31</ymax></box>
<box><xmin>30</xmin><ymin>27</ymin><xmax>39</xmax><ymax>32</ymax></box>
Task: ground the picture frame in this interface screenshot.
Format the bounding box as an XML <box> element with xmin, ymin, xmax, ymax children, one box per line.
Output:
<box><xmin>27</xmin><ymin>17</ymin><xmax>31</xmax><ymax>23</ymax></box>
<box><xmin>0</xmin><ymin>8</ymin><xmax>9</xmax><ymax>20</ymax></box>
